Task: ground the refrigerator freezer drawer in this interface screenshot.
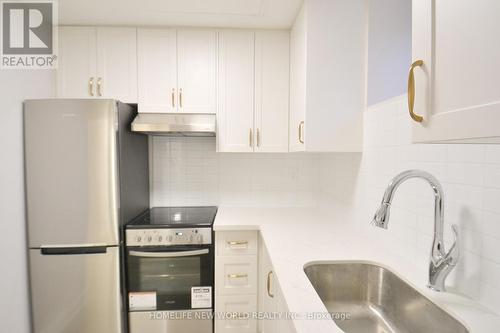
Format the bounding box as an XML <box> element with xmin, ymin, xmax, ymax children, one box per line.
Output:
<box><xmin>129</xmin><ymin>310</ymin><xmax>212</xmax><ymax>333</ymax></box>
<box><xmin>24</xmin><ymin>99</ymin><xmax>120</xmax><ymax>247</ymax></box>
<box><xmin>29</xmin><ymin>246</ymin><xmax>122</xmax><ymax>333</ymax></box>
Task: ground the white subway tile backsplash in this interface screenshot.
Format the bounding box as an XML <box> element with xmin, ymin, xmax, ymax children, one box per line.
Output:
<box><xmin>150</xmin><ymin>137</ymin><xmax>319</xmax><ymax>208</ymax></box>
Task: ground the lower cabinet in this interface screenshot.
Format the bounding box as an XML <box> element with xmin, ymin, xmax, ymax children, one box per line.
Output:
<box><xmin>215</xmin><ymin>231</ymin><xmax>296</xmax><ymax>333</ymax></box>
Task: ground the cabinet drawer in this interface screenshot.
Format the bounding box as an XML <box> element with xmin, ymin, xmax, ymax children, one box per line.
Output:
<box><xmin>215</xmin><ymin>295</ymin><xmax>257</xmax><ymax>333</ymax></box>
<box><xmin>216</xmin><ymin>231</ymin><xmax>258</xmax><ymax>256</ymax></box>
<box><xmin>216</xmin><ymin>256</ymin><xmax>257</xmax><ymax>295</ymax></box>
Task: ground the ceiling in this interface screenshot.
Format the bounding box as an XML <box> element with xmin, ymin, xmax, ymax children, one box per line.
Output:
<box><xmin>59</xmin><ymin>0</ymin><xmax>303</xmax><ymax>29</ymax></box>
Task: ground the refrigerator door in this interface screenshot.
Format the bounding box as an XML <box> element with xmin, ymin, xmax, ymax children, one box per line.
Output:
<box><xmin>24</xmin><ymin>99</ymin><xmax>120</xmax><ymax>247</ymax></box>
<box><xmin>29</xmin><ymin>246</ymin><xmax>122</xmax><ymax>333</ymax></box>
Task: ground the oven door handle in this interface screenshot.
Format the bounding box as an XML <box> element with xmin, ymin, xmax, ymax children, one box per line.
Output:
<box><xmin>128</xmin><ymin>249</ymin><xmax>209</xmax><ymax>258</ymax></box>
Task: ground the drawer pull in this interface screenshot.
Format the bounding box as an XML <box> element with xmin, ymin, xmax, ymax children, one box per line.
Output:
<box><xmin>227</xmin><ymin>240</ymin><xmax>248</xmax><ymax>246</ymax></box>
<box><xmin>228</xmin><ymin>273</ymin><xmax>248</xmax><ymax>279</ymax></box>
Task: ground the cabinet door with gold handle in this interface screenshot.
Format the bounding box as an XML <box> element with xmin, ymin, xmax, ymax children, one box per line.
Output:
<box><xmin>408</xmin><ymin>60</ymin><xmax>424</xmax><ymax>123</ymax></box>
<box><xmin>88</xmin><ymin>77</ymin><xmax>94</xmax><ymax>97</ymax></box>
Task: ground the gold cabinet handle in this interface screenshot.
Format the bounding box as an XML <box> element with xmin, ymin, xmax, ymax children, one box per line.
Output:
<box><xmin>256</xmin><ymin>129</ymin><xmax>261</xmax><ymax>147</ymax></box>
<box><xmin>298</xmin><ymin>121</ymin><xmax>305</xmax><ymax>144</ymax></box>
<box><xmin>267</xmin><ymin>271</ymin><xmax>274</xmax><ymax>298</ymax></box>
<box><xmin>171</xmin><ymin>88</ymin><xmax>175</xmax><ymax>108</ymax></box>
<box><xmin>228</xmin><ymin>273</ymin><xmax>248</xmax><ymax>279</ymax></box>
<box><xmin>179</xmin><ymin>88</ymin><xmax>183</xmax><ymax>108</ymax></box>
<box><xmin>408</xmin><ymin>60</ymin><xmax>424</xmax><ymax>123</ymax></box>
<box><xmin>227</xmin><ymin>240</ymin><xmax>248</xmax><ymax>246</ymax></box>
<box><xmin>88</xmin><ymin>77</ymin><xmax>94</xmax><ymax>97</ymax></box>
<box><xmin>97</xmin><ymin>77</ymin><xmax>102</xmax><ymax>97</ymax></box>
<box><xmin>249</xmin><ymin>129</ymin><xmax>253</xmax><ymax>148</ymax></box>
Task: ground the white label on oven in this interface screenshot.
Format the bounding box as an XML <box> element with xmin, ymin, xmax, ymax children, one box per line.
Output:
<box><xmin>191</xmin><ymin>287</ymin><xmax>212</xmax><ymax>309</ymax></box>
<box><xmin>129</xmin><ymin>292</ymin><xmax>157</xmax><ymax>311</ymax></box>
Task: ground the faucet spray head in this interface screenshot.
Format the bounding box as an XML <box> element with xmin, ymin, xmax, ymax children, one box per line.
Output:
<box><xmin>372</xmin><ymin>203</ymin><xmax>391</xmax><ymax>229</ymax></box>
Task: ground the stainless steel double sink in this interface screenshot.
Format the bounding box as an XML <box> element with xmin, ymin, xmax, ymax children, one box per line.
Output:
<box><xmin>304</xmin><ymin>262</ymin><xmax>469</xmax><ymax>333</ymax></box>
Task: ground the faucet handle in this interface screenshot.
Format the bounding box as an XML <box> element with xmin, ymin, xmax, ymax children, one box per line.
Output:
<box><xmin>446</xmin><ymin>224</ymin><xmax>460</xmax><ymax>266</ymax></box>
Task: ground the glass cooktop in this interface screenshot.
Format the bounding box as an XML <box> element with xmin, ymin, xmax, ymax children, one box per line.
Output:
<box><xmin>126</xmin><ymin>206</ymin><xmax>218</xmax><ymax>229</ymax></box>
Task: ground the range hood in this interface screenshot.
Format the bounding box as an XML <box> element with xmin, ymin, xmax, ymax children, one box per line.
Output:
<box><xmin>131</xmin><ymin>113</ymin><xmax>216</xmax><ymax>136</ymax></box>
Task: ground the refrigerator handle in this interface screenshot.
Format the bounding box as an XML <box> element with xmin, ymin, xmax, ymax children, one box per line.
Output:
<box><xmin>40</xmin><ymin>246</ymin><xmax>108</xmax><ymax>255</ymax></box>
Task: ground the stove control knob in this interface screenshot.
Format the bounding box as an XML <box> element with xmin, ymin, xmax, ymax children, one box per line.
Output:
<box><xmin>189</xmin><ymin>235</ymin><xmax>194</xmax><ymax>242</ymax></box>
<box><xmin>147</xmin><ymin>236</ymin><xmax>152</xmax><ymax>242</ymax></box>
<box><xmin>136</xmin><ymin>235</ymin><xmax>142</xmax><ymax>243</ymax></box>
<box><xmin>157</xmin><ymin>235</ymin><xmax>163</xmax><ymax>242</ymax></box>
<box><xmin>168</xmin><ymin>235</ymin><xmax>173</xmax><ymax>242</ymax></box>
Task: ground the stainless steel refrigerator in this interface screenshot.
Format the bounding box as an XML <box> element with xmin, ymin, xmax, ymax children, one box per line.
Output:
<box><xmin>24</xmin><ymin>99</ymin><xmax>149</xmax><ymax>333</ymax></box>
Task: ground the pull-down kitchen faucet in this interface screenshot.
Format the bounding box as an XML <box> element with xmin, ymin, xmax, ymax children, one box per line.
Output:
<box><xmin>371</xmin><ymin>170</ymin><xmax>460</xmax><ymax>292</ymax></box>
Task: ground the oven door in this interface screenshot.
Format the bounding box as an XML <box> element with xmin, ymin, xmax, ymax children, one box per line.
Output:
<box><xmin>126</xmin><ymin>245</ymin><xmax>213</xmax><ymax>312</ymax></box>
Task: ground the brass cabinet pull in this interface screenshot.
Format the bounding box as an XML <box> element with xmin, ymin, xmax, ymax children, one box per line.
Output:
<box><xmin>171</xmin><ymin>89</ymin><xmax>175</xmax><ymax>108</ymax></box>
<box><xmin>256</xmin><ymin>129</ymin><xmax>261</xmax><ymax>147</ymax></box>
<box><xmin>267</xmin><ymin>271</ymin><xmax>274</xmax><ymax>298</ymax></box>
<box><xmin>249</xmin><ymin>129</ymin><xmax>253</xmax><ymax>148</ymax></box>
<box><xmin>298</xmin><ymin>121</ymin><xmax>305</xmax><ymax>144</ymax></box>
<box><xmin>228</xmin><ymin>273</ymin><xmax>248</xmax><ymax>279</ymax></box>
<box><xmin>179</xmin><ymin>88</ymin><xmax>183</xmax><ymax>108</ymax></box>
<box><xmin>408</xmin><ymin>60</ymin><xmax>424</xmax><ymax>123</ymax></box>
<box><xmin>89</xmin><ymin>77</ymin><xmax>94</xmax><ymax>97</ymax></box>
<box><xmin>97</xmin><ymin>77</ymin><xmax>102</xmax><ymax>97</ymax></box>
<box><xmin>227</xmin><ymin>240</ymin><xmax>248</xmax><ymax>246</ymax></box>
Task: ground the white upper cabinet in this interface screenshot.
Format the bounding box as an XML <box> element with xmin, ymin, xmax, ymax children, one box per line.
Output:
<box><xmin>57</xmin><ymin>27</ymin><xmax>96</xmax><ymax>99</ymax></box>
<box><xmin>289</xmin><ymin>0</ymin><xmax>366</xmax><ymax>152</ymax></box>
<box><xmin>137</xmin><ymin>29</ymin><xmax>177</xmax><ymax>113</ymax></box>
<box><xmin>217</xmin><ymin>30</ymin><xmax>255</xmax><ymax>153</ymax></box>
<box><xmin>138</xmin><ymin>29</ymin><xmax>216</xmax><ymax>114</ymax></box>
<box><xmin>411</xmin><ymin>0</ymin><xmax>500</xmax><ymax>143</ymax></box>
<box><xmin>218</xmin><ymin>30</ymin><xmax>290</xmax><ymax>153</ymax></box>
<box><xmin>177</xmin><ymin>30</ymin><xmax>217</xmax><ymax>114</ymax></box>
<box><xmin>96</xmin><ymin>28</ymin><xmax>137</xmax><ymax>103</ymax></box>
<box><xmin>254</xmin><ymin>31</ymin><xmax>290</xmax><ymax>153</ymax></box>
<box><xmin>57</xmin><ymin>27</ymin><xmax>137</xmax><ymax>103</ymax></box>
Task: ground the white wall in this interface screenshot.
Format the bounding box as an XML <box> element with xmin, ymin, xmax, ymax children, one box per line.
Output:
<box><xmin>150</xmin><ymin>136</ymin><xmax>320</xmax><ymax>207</ymax></box>
<box><xmin>319</xmin><ymin>95</ymin><xmax>500</xmax><ymax>314</ymax></box>
<box><xmin>366</xmin><ymin>0</ymin><xmax>411</xmax><ymax>106</ymax></box>
<box><xmin>0</xmin><ymin>70</ymin><xmax>55</xmax><ymax>333</ymax></box>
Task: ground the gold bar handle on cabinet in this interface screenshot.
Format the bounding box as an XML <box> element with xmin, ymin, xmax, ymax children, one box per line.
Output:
<box><xmin>267</xmin><ymin>271</ymin><xmax>274</xmax><ymax>298</ymax></box>
<box><xmin>179</xmin><ymin>88</ymin><xmax>183</xmax><ymax>108</ymax></box>
<box><xmin>96</xmin><ymin>77</ymin><xmax>102</xmax><ymax>97</ymax></box>
<box><xmin>249</xmin><ymin>129</ymin><xmax>253</xmax><ymax>147</ymax></box>
<box><xmin>298</xmin><ymin>121</ymin><xmax>305</xmax><ymax>144</ymax></box>
<box><xmin>256</xmin><ymin>129</ymin><xmax>261</xmax><ymax>147</ymax></box>
<box><xmin>408</xmin><ymin>60</ymin><xmax>424</xmax><ymax>123</ymax></box>
<box><xmin>227</xmin><ymin>240</ymin><xmax>248</xmax><ymax>246</ymax></box>
<box><xmin>228</xmin><ymin>273</ymin><xmax>248</xmax><ymax>279</ymax></box>
<box><xmin>88</xmin><ymin>77</ymin><xmax>94</xmax><ymax>97</ymax></box>
<box><xmin>171</xmin><ymin>89</ymin><xmax>175</xmax><ymax>108</ymax></box>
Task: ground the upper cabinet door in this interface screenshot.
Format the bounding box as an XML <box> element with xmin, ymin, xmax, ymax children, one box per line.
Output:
<box><xmin>137</xmin><ymin>29</ymin><xmax>177</xmax><ymax>113</ymax></box>
<box><xmin>412</xmin><ymin>0</ymin><xmax>500</xmax><ymax>143</ymax></box>
<box><xmin>96</xmin><ymin>28</ymin><xmax>137</xmax><ymax>103</ymax></box>
<box><xmin>254</xmin><ymin>31</ymin><xmax>290</xmax><ymax>153</ymax></box>
<box><xmin>57</xmin><ymin>27</ymin><xmax>97</xmax><ymax>98</ymax></box>
<box><xmin>177</xmin><ymin>30</ymin><xmax>217</xmax><ymax>114</ymax></box>
<box><xmin>217</xmin><ymin>30</ymin><xmax>255</xmax><ymax>152</ymax></box>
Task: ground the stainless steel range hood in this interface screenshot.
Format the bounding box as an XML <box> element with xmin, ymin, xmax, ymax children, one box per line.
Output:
<box><xmin>131</xmin><ymin>113</ymin><xmax>216</xmax><ymax>136</ymax></box>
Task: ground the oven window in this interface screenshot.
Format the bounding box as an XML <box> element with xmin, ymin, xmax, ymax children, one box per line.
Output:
<box><xmin>127</xmin><ymin>247</ymin><xmax>213</xmax><ymax>311</ymax></box>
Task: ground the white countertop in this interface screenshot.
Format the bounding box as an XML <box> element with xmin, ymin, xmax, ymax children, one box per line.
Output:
<box><xmin>213</xmin><ymin>207</ymin><xmax>500</xmax><ymax>333</ymax></box>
